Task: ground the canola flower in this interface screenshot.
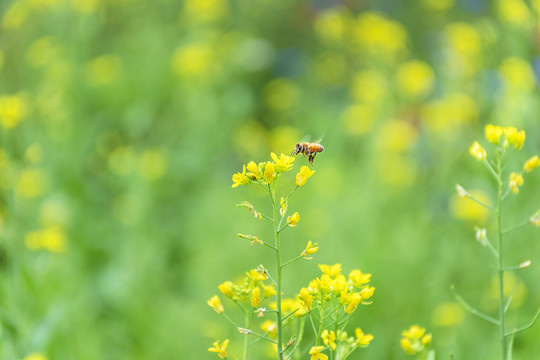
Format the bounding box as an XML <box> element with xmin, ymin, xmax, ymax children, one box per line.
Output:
<box><xmin>208</xmin><ymin>151</ymin><xmax>374</xmax><ymax>359</ymax></box>
<box><xmin>457</xmin><ymin>125</ymin><xmax>540</xmax><ymax>360</ymax></box>
<box><xmin>208</xmin><ymin>339</ymin><xmax>229</xmax><ymax>359</ymax></box>
<box><xmin>400</xmin><ymin>325</ymin><xmax>432</xmax><ymax>356</ymax></box>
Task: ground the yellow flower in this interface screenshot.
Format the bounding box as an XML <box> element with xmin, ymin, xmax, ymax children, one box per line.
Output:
<box><xmin>218</xmin><ymin>281</ymin><xmax>234</xmax><ymax>299</ymax></box>
<box><xmin>85</xmin><ymin>54</ymin><xmax>122</xmax><ymax>86</ymax></box>
<box><xmin>270</xmin><ymin>152</ymin><xmax>295</xmax><ymax>172</ymax></box>
<box><xmin>299</xmin><ymin>287</ymin><xmax>313</xmax><ymax>309</ymax></box>
<box><xmin>22</xmin><ymin>354</ymin><xmax>47</xmax><ymax>360</ymax></box>
<box><xmin>262</xmin><ymin>283</ymin><xmax>276</xmax><ymax>298</ymax></box>
<box><xmin>301</xmin><ymin>241</ymin><xmax>319</xmax><ymax>259</ymax></box>
<box><xmin>524</xmin><ymin>155</ymin><xmax>540</xmax><ymax>173</ymax></box>
<box><xmin>261</xmin><ymin>320</ymin><xmax>277</xmax><ymax>336</ymax></box>
<box><xmin>342</xmin><ymin>292</ymin><xmax>362</xmax><ymax>314</ymax></box>
<box><xmin>402</xmin><ymin>325</ymin><xmax>425</xmax><ymax>339</ymax></box>
<box><xmin>208</xmin><ymin>339</ymin><xmax>229</xmax><ymax>359</ymax></box>
<box><xmin>296</xmin><ymin>166</ymin><xmax>315</xmax><ymax>186</ymax></box>
<box><xmin>207</xmin><ymin>295</ymin><xmax>224</xmax><ymax>314</ymax></box>
<box><xmin>349</xmin><ymin>270</ymin><xmax>371</xmax><ymax>287</ymax></box>
<box><xmin>251</xmin><ymin>287</ymin><xmax>261</xmax><ymax>307</ymax></box>
<box><xmin>138</xmin><ymin>149</ymin><xmax>167</xmax><ymax>181</ymax></box>
<box><xmin>309</xmin><ymin>346</ymin><xmax>328</xmax><ymax>360</ymax></box>
<box><xmin>499</xmin><ymin>57</ymin><xmax>535</xmax><ymax>92</ymax></box>
<box><xmin>25</xmin><ymin>226</ymin><xmax>66</xmax><ymax>253</ymax></box>
<box><xmin>355</xmin><ymin>328</ymin><xmax>374</xmax><ymax>347</ymax></box>
<box><xmin>485</xmin><ymin>124</ymin><xmax>503</xmax><ymax>144</ymax></box>
<box><xmin>232</xmin><ymin>165</ymin><xmax>250</xmax><ymax>188</ymax></box>
<box><xmin>317</xmin><ymin>274</ymin><xmax>333</xmax><ymax>292</ymax></box>
<box><xmin>287</xmin><ymin>212</ymin><xmax>300</xmax><ymax>227</ymax></box>
<box><xmin>263</xmin><ymin>162</ymin><xmax>275</xmax><ymax>184</ymax></box>
<box><xmin>246</xmin><ymin>161</ymin><xmax>262</xmax><ymax>180</ymax></box>
<box><xmin>400</xmin><ymin>338</ymin><xmax>414</xmax><ymax>354</ymax></box>
<box><xmin>172</xmin><ymin>43</ymin><xmax>214</xmax><ymax>77</ymax></box>
<box><xmin>397</xmin><ymin>60</ymin><xmax>435</xmax><ymax>99</ymax></box>
<box><xmin>321</xmin><ymin>329</ymin><xmax>336</xmax><ymax>350</ymax></box>
<box><xmin>469</xmin><ymin>141</ymin><xmax>486</xmax><ymax>161</ymax></box>
<box><xmin>509</xmin><ymin>172</ymin><xmax>524</xmax><ymax>194</ymax></box>
<box><xmin>246</xmin><ymin>269</ymin><xmax>267</xmax><ymax>281</ymax></box>
<box><xmin>333</xmin><ymin>274</ymin><xmax>347</xmax><ymax>294</ymax></box>
<box><xmin>0</xmin><ymin>94</ymin><xmax>28</xmax><ymax>129</ymax></box>
<box><xmin>319</xmin><ymin>263</ymin><xmax>342</xmax><ymax>277</ymax></box>
<box><xmin>422</xmin><ymin>333</ymin><xmax>432</xmax><ymax>346</ymax></box>
<box><xmin>184</xmin><ymin>0</ymin><xmax>227</xmax><ymax>22</ymax></box>
<box><xmin>504</xmin><ymin>126</ymin><xmax>525</xmax><ymax>150</ymax></box>
<box><xmin>360</xmin><ymin>286</ymin><xmax>375</xmax><ymax>300</ymax></box>
<box><xmin>497</xmin><ymin>0</ymin><xmax>532</xmax><ymax>26</ymax></box>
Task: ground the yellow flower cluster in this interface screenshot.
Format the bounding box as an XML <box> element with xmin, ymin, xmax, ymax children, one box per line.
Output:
<box><xmin>400</xmin><ymin>325</ymin><xmax>432</xmax><ymax>355</ymax></box>
<box><xmin>232</xmin><ymin>152</ymin><xmax>297</xmax><ymax>188</ymax></box>
<box><xmin>295</xmin><ymin>264</ymin><xmax>374</xmax><ymax>330</ymax></box>
<box><xmin>208</xmin><ymin>268</ymin><xmax>276</xmax><ymax>314</ymax></box>
<box><xmin>470</xmin><ymin>125</ymin><xmax>526</xmax><ymax>163</ymax></box>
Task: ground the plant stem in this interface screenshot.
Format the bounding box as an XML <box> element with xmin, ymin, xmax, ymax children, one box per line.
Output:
<box><xmin>243</xmin><ymin>311</ymin><xmax>253</xmax><ymax>360</ymax></box>
<box><xmin>496</xmin><ymin>151</ymin><xmax>507</xmax><ymax>360</ymax></box>
<box><xmin>270</xmin><ymin>185</ymin><xmax>284</xmax><ymax>360</ymax></box>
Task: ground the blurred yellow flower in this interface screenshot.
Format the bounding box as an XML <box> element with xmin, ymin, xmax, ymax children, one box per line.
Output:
<box><xmin>350</xmin><ymin>70</ymin><xmax>387</xmax><ymax>104</ymax></box>
<box><xmin>25</xmin><ymin>226</ymin><xmax>66</xmax><ymax>253</ymax></box>
<box><xmin>183</xmin><ymin>0</ymin><xmax>227</xmax><ymax>22</ymax></box>
<box><xmin>270</xmin><ymin>152</ymin><xmax>294</xmax><ymax>172</ymax></box>
<box><xmin>251</xmin><ymin>287</ymin><xmax>261</xmax><ymax>307</ymax></box>
<box><xmin>497</xmin><ymin>0</ymin><xmax>532</xmax><ymax>25</ymax></box>
<box><xmin>26</xmin><ymin>37</ymin><xmax>58</xmax><ymax>68</ymax></box>
<box><xmin>108</xmin><ymin>146</ymin><xmax>136</xmax><ymax>175</ymax></box>
<box><xmin>321</xmin><ymin>329</ymin><xmax>336</xmax><ymax>350</ymax></box>
<box><xmin>261</xmin><ymin>320</ymin><xmax>277</xmax><ymax>336</ymax></box>
<box><xmin>341</xmin><ymin>104</ymin><xmax>375</xmax><ymax>136</ymax></box>
<box><xmin>509</xmin><ymin>172</ymin><xmax>524</xmax><ymax>194</ymax></box>
<box><xmin>246</xmin><ymin>269</ymin><xmax>267</xmax><ymax>281</ymax></box>
<box><xmin>319</xmin><ymin>263</ymin><xmax>342</xmax><ymax>277</ymax></box>
<box><xmin>400</xmin><ymin>338</ymin><xmax>414</xmax><ymax>355</ymax></box>
<box><xmin>355</xmin><ymin>328</ymin><xmax>373</xmax><ymax>347</ymax></box>
<box><xmin>296</xmin><ymin>166</ymin><xmax>315</xmax><ymax>186</ymax></box>
<box><xmin>309</xmin><ymin>346</ymin><xmax>328</xmax><ymax>360</ymax></box>
<box><xmin>246</xmin><ymin>161</ymin><xmax>262</xmax><ymax>180</ymax></box>
<box><xmin>487</xmin><ymin>272</ymin><xmax>527</xmax><ymax>308</ymax></box>
<box><xmin>445</xmin><ymin>23</ymin><xmax>481</xmax><ymax>76</ymax></box>
<box><xmin>504</xmin><ymin>126</ymin><xmax>525</xmax><ymax>150</ymax></box>
<box><xmin>16</xmin><ymin>168</ymin><xmax>46</xmax><ymax>198</ymax></box>
<box><xmin>432</xmin><ymin>302</ymin><xmax>465</xmax><ymax>326</ymax></box>
<box><xmin>262</xmin><ymin>283</ymin><xmax>276</xmax><ymax>298</ymax></box>
<box><xmin>207</xmin><ymin>295</ymin><xmax>224</xmax><ymax>314</ymax></box>
<box><xmin>72</xmin><ymin>0</ymin><xmax>100</xmax><ymax>13</ymax></box>
<box><xmin>523</xmin><ymin>155</ymin><xmax>540</xmax><ymax>173</ymax></box>
<box><xmin>86</xmin><ymin>54</ymin><xmax>122</xmax><ymax>86</ymax></box>
<box><xmin>421</xmin><ymin>93</ymin><xmax>477</xmax><ymax>133</ymax></box>
<box><xmin>286</xmin><ymin>212</ymin><xmax>300</xmax><ymax>227</ymax></box>
<box><xmin>376</xmin><ymin>154</ymin><xmax>417</xmax><ymax>187</ymax></box>
<box><xmin>397</xmin><ymin>60</ymin><xmax>435</xmax><ymax>99</ymax></box>
<box><xmin>485</xmin><ymin>124</ymin><xmax>503</xmax><ymax>144</ymax></box>
<box><xmin>400</xmin><ymin>325</ymin><xmax>431</xmax><ymax>355</ymax></box>
<box><xmin>138</xmin><ymin>149</ymin><xmax>167</xmax><ymax>181</ymax></box>
<box><xmin>450</xmin><ymin>190</ymin><xmax>491</xmax><ymax>222</ymax></box>
<box><xmin>376</xmin><ymin>120</ymin><xmax>418</xmax><ymax>153</ymax></box>
<box><xmin>354</xmin><ymin>12</ymin><xmax>407</xmax><ymax>60</ymax></box>
<box><xmin>25</xmin><ymin>144</ymin><xmax>43</xmax><ymax>164</ymax></box>
<box><xmin>312</xmin><ymin>52</ymin><xmax>347</xmax><ymax>85</ymax></box>
<box><xmin>314</xmin><ymin>7</ymin><xmax>351</xmax><ymax>43</ymax></box>
<box><xmin>0</xmin><ymin>94</ymin><xmax>28</xmax><ymax>129</ymax></box>
<box><xmin>208</xmin><ymin>339</ymin><xmax>229</xmax><ymax>359</ymax></box>
<box><xmin>263</xmin><ymin>78</ymin><xmax>299</xmax><ymax>111</ymax></box>
<box><xmin>22</xmin><ymin>354</ymin><xmax>48</xmax><ymax>360</ymax></box>
<box><xmin>268</xmin><ymin>126</ymin><xmax>301</xmax><ymax>155</ymax></box>
<box><xmin>360</xmin><ymin>286</ymin><xmax>375</xmax><ymax>300</ymax></box>
<box><xmin>469</xmin><ymin>141</ymin><xmax>487</xmax><ymax>161</ymax></box>
<box><xmin>2</xmin><ymin>1</ymin><xmax>30</xmax><ymax>29</ymax></box>
<box><xmin>172</xmin><ymin>43</ymin><xmax>214</xmax><ymax>77</ymax></box>
<box><xmin>232</xmin><ymin>165</ymin><xmax>250</xmax><ymax>188</ymax></box>
<box><xmin>499</xmin><ymin>57</ymin><xmax>535</xmax><ymax>92</ymax></box>
<box><xmin>342</xmin><ymin>292</ymin><xmax>362</xmax><ymax>313</ymax></box>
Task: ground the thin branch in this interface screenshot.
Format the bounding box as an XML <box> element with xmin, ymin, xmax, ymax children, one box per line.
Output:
<box><xmin>483</xmin><ymin>158</ymin><xmax>499</xmax><ymax>182</ymax></box>
<box><xmin>451</xmin><ymin>285</ymin><xmax>500</xmax><ymax>325</ymax></box>
<box><xmin>505</xmin><ymin>309</ymin><xmax>540</xmax><ymax>337</ymax></box>
<box><xmin>504</xmin><ymin>297</ymin><xmax>512</xmax><ymax>314</ymax></box>
<box><xmin>281</xmin><ymin>255</ymin><xmax>303</xmax><ymax>268</ymax></box>
<box><xmin>502</xmin><ymin>219</ymin><xmax>531</xmax><ymax>235</ymax></box>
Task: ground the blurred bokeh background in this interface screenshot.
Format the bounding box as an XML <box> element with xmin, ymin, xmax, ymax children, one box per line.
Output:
<box><xmin>1</xmin><ymin>0</ymin><xmax>540</xmax><ymax>359</ymax></box>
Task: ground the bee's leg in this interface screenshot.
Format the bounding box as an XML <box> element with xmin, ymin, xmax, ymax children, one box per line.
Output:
<box><xmin>308</xmin><ymin>153</ymin><xmax>316</xmax><ymax>165</ymax></box>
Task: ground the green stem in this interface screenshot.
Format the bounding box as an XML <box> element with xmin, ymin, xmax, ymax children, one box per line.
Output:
<box><xmin>242</xmin><ymin>311</ymin><xmax>253</xmax><ymax>360</ymax></box>
<box><xmin>285</xmin><ymin>318</ymin><xmax>305</xmax><ymax>360</ymax></box>
<box><xmin>315</xmin><ymin>298</ymin><xmax>325</xmax><ymax>346</ymax></box>
<box><xmin>496</xmin><ymin>151</ymin><xmax>507</xmax><ymax>360</ymax></box>
<box><xmin>270</xmin><ymin>185</ymin><xmax>284</xmax><ymax>360</ymax></box>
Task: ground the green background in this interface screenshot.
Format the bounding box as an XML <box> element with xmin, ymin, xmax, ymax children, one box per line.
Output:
<box><xmin>0</xmin><ymin>0</ymin><xmax>539</xmax><ymax>359</ymax></box>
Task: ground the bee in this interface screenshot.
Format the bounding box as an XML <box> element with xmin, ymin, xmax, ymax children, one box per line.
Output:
<box><xmin>293</xmin><ymin>142</ymin><xmax>325</xmax><ymax>165</ymax></box>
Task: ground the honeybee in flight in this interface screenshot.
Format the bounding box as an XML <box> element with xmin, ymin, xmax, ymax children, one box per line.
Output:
<box><xmin>293</xmin><ymin>141</ymin><xmax>325</xmax><ymax>165</ymax></box>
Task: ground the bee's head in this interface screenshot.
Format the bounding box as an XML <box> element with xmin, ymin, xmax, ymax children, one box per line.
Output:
<box><xmin>294</xmin><ymin>143</ymin><xmax>302</xmax><ymax>155</ymax></box>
